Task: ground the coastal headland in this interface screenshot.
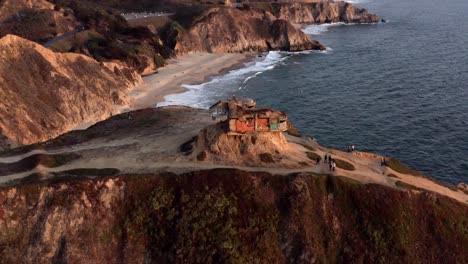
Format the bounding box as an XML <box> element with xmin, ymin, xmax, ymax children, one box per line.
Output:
<box><xmin>0</xmin><ymin>106</ymin><xmax>466</xmax><ymax>262</ymax></box>
<box><xmin>0</xmin><ymin>0</ymin><xmax>466</xmax><ymax>263</ymax></box>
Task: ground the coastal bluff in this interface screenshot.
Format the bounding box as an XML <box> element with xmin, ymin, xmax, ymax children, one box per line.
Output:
<box><xmin>0</xmin><ymin>106</ymin><xmax>466</xmax><ymax>263</ymax></box>
<box><xmin>0</xmin><ymin>35</ymin><xmax>141</xmax><ymax>150</ymax></box>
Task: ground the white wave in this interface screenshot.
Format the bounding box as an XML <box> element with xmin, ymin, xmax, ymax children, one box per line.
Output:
<box><xmin>158</xmin><ymin>51</ymin><xmax>287</xmax><ymax>108</ymax></box>
<box><xmin>302</xmin><ymin>22</ymin><xmax>346</xmax><ymax>35</ymax></box>
<box><xmin>157</xmin><ymin>49</ymin><xmax>330</xmax><ymax>109</ymax></box>
<box><xmin>346</xmin><ymin>0</ymin><xmax>371</xmax><ymax>4</ymax></box>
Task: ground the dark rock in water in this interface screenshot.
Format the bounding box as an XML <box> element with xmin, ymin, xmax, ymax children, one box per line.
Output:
<box><xmin>381</xmin><ymin>19</ymin><xmax>387</xmax><ymax>22</ymax></box>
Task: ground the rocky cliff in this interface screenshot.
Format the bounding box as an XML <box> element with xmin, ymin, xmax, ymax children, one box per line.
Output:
<box><xmin>0</xmin><ymin>170</ymin><xmax>466</xmax><ymax>263</ymax></box>
<box><xmin>0</xmin><ymin>35</ymin><xmax>141</xmax><ymax>150</ymax></box>
<box><xmin>0</xmin><ymin>0</ymin><xmax>378</xmax><ymax>73</ymax></box>
<box><xmin>170</xmin><ymin>7</ymin><xmax>325</xmax><ymax>54</ymax></box>
<box><xmin>253</xmin><ymin>1</ymin><xmax>380</xmax><ymax>24</ymax></box>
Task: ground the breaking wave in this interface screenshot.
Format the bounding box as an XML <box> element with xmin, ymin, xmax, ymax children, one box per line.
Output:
<box><xmin>302</xmin><ymin>23</ymin><xmax>346</xmax><ymax>35</ymax></box>
<box><xmin>157</xmin><ymin>50</ymin><xmax>328</xmax><ymax>109</ymax></box>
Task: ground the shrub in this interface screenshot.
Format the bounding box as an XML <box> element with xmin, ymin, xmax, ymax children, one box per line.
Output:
<box><xmin>386</xmin><ymin>158</ymin><xmax>420</xmax><ymax>176</ymax></box>
<box><xmin>259</xmin><ymin>153</ymin><xmax>275</xmax><ymax>163</ymax></box>
<box><xmin>334</xmin><ymin>158</ymin><xmax>355</xmax><ymax>171</ymax></box>
<box><xmin>197</xmin><ymin>151</ymin><xmax>207</xmax><ymax>161</ymax></box>
<box><xmin>306</xmin><ymin>151</ymin><xmax>320</xmax><ymax>161</ymax></box>
<box><xmin>300</xmin><ymin>143</ymin><xmax>315</xmax><ymax>151</ymax></box>
<box><xmin>395</xmin><ymin>180</ymin><xmax>424</xmax><ymax>191</ymax></box>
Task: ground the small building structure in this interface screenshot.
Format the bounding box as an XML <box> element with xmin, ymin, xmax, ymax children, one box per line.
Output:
<box><xmin>209</xmin><ymin>97</ymin><xmax>288</xmax><ymax>134</ymax></box>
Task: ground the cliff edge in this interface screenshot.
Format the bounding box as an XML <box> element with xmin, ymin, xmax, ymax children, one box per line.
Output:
<box><xmin>0</xmin><ymin>106</ymin><xmax>466</xmax><ymax>263</ymax></box>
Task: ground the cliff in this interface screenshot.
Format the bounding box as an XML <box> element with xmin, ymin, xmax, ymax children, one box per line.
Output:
<box><xmin>0</xmin><ymin>106</ymin><xmax>466</xmax><ymax>262</ymax></box>
<box><xmin>0</xmin><ymin>0</ymin><xmax>377</xmax><ymax>74</ymax></box>
<box><xmin>253</xmin><ymin>1</ymin><xmax>380</xmax><ymax>24</ymax></box>
<box><xmin>0</xmin><ymin>35</ymin><xmax>142</xmax><ymax>150</ymax></box>
<box><xmin>0</xmin><ymin>171</ymin><xmax>466</xmax><ymax>263</ymax></box>
<box><xmin>170</xmin><ymin>7</ymin><xmax>325</xmax><ymax>54</ymax></box>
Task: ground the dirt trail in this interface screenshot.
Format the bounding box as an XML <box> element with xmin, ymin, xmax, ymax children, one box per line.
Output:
<box><xmin>0</xmin><ymin>107</ymin><xmax>466</xmax><ymax>204</ymax></box>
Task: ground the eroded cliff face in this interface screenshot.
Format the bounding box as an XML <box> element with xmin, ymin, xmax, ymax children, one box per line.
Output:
<box><xmin>0</xmin><ymin>171</ymin><xmax>466</xmax><ymax>263</ymax></box>
<box><xmin>168</xmin><ymin>7</ymin><xmax>325</xmax><ymax>54</ymax></box>
<box><xmin>256</xmin><ymin>1</ymin><xmax>380</xmax><ymax>24</ymax></box>
<box><xmin>0</xmin><ymin>35</ymin><xmax>142</xmax><ymax>150</ymax></box>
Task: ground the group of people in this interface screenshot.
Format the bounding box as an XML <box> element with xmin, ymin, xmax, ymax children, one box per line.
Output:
<box><xmin>381</xmin><ymin>157</ymin><xmax>387</xmax><ymax>167</ymax></box>
<box><xmin>347</xmin><ymin>144</ymin><xmax>356</xmax><ymax>152</ymax></box>
<box><xmin>319</xmin><ymin>154</ymin><xmax>336</xmax><ymax>171</ymax></box>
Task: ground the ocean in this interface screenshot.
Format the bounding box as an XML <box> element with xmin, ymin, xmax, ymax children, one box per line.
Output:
<box><xmin>158</xmin><ymin>0</ymin><xmax>468</xmax><ymax>185</ymax></box>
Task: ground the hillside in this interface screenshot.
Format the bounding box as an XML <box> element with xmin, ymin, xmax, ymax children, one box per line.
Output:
<box><xmin>0</xmin><ymin>0</ymin><xmax>378</xmax><ymax>74</ymax></box>
<box><xmin>0</xmin><ymin>106</ymin><xmax>466</xmax><ymax>263</ymax></box>
<box><xmin>0</xmin><ymin>0</ymin><xmax>79</xmax><ymax>43</ymax></box>
<box><xmin>0</xmin><ymin>35</ymin><xmax>141</xmax><ymax>150</ymax></box>
<box><xmin>172</xmin><ymin>7</ymin><xmax>324</xmax><ymax>54</ymax></box>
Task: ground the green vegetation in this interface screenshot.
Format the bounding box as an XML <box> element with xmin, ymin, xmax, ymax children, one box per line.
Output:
<box><xmin>45</xmin><ymin>0</ymin><xmax>173</xmax><ymax>73</ymax></box>
<box><xmin>395</xmin><ymin>180</ymin><xmax>424</xmax><ymax>191</ymax></box>
<box><xmin>0</xmin><ymin>171</ymin><xmax>467</xmax><ymax>263</ymax></box>
<box><xmin>386</xmin><ymin>158</ymin><xmax>421</xmax><ymax>176</ymax></box>
<box><xmin>334</xmin><ymin>158</ymin><xmax>355</xmax><ymax>171</ymax></box>
<box><xmin>300</xmin><ymin>143</ymin><xmax>316</xmax><ymax>151</ymax></box>
<box><xmin>39</xmin><ymin>153</ymin><xmax>81</xmax><ymax>168</ymax></box>
<box><xmin>306</xmin><ymin>151</ymin><xmax>320</xmax><ymax>161</ymax></box>
<box><xmin>170</xmin><ymin>21</ymin><xmax>186</xmax><ymax>34</ymax></box>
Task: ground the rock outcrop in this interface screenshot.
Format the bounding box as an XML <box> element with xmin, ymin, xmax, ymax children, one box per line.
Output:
<box><xmin>169</xmin><ymin>7</ymin><xmax>325</xmax><ymax>54</ymax></box>
<box><xmin>0</xmin><ymin>170</ymin><xmax>466</xmax><ymax>263</ymax></box>
<box><xmin>0</xmin><ymin>0</ymin><xmax>79</xmax><ymax>43</ymax></box>
<box><xmin>0</xmin><ymin>0</ymin><xmax>53</xmax><ymax>22</ymax></box>
<box><xmin>0</xmin><ymin>35</ymin><xmax>142</xmax><ymax>150</ymax></box>
<box><xmin>192</xmin><ymin>122</ymin><xmax>306</xmax><ymax>167</ymax></box>
<box><xmin>255</xmin><ymin>1</ymin><xmax>380</xmax><ymax>24</ymax></box>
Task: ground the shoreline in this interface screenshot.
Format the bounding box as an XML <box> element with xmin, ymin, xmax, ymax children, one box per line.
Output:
<box><xmin>73</xmin><ymin>52</ymin><xmax>256</xmax><ymax>131</ymax></box>
<box><xmin>124</xmin><ymin>52</ymin><xmax>256</xmax><ymax>112</ymax></box>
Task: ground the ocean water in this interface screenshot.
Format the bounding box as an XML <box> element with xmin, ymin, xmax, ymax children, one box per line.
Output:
<box><xmin>159</xmin><ymin>0</ymin><xmax>468</xmax><ymax>185</ymax></box>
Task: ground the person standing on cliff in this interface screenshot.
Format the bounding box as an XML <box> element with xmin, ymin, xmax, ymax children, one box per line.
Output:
<box><xmin>332</xmin><ymin>161</ymin><xmax>336</xmax><ymax>171</ymax></box>
<box><xmin>351</xmin><ymin>145</ymin><xmax>355</xmax><ymax>152</ymax></box>
<box><xmin>324</xmin><ymin>154</ymin><xmax>328</xmax><ymax>163</ymax></box>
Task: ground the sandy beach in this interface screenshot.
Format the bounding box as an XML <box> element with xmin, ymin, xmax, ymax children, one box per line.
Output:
<box><xmin>125</xmin><ymin>52</ymin><xmax>254</xmax><ymax>111</ymax></box>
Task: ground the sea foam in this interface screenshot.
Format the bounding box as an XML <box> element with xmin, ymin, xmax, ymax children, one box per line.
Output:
<box><xmin>158</xmin><ymin>52</ymin><xmax>286</xmax><ymax>108</ymax></box>
<box><xmin>157</xmin><ymin>49</ymin><xmax>329</xmax><ymax>109</ymax></box>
